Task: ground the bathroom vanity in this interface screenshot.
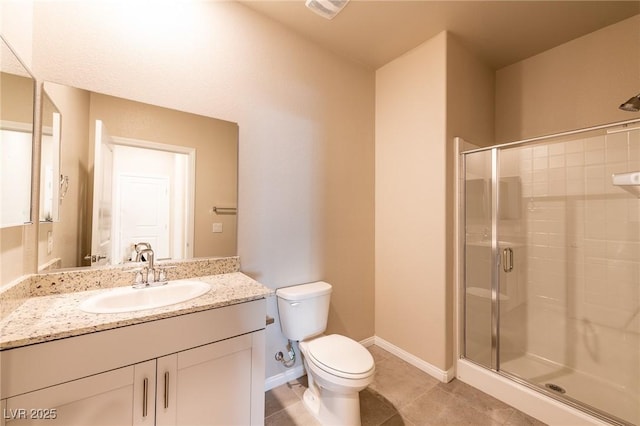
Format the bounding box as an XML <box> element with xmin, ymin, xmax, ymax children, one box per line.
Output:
<box><xmin>0</xmin><ymin>261</ymin><xmax>271</xmax><ymax>426</ymax></box>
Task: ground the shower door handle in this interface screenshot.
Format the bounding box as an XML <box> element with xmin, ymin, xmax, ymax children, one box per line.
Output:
<box><xmin>502</xmin><ymin>248</ymin><xmax>514</xmax><ymax>273</ymax></box>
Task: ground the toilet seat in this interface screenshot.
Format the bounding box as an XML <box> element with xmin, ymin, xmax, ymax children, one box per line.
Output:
<box><xmin>305</xmin><ymin>334</ymin><xmax>374</xmax><ymax>380</ymax></box>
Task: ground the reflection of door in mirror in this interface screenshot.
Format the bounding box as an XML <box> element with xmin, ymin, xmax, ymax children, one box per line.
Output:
<box><xmin>89</xmin><ymin>125</ymin><xmax>196</xmax><ymax>267</ymax></box>
<box><xmin>0</xmin><ymin>118</ymin><xmax>32</xmax><ymax>226</ymax></box>
<box><xmin>89</xmin><ymin>120</ymin><xmax>113</xmax><ymax>267</ymax></box>
<box><xmin>102</xmin><ymin>140</ymin><xmax>193</xmax><ymax>266</ymax></box>
<box><xmin>117</xmin><ymin>174</ymin><xmax>170</xmax><ymax>262</ymax></box>
<box><xmin>37</xmin><ymin>82</ymin><xmax>238</xmax><ymax>270</ymax></box>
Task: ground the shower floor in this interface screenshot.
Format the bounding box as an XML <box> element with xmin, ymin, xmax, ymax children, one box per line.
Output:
<box><xmin>501</xmin><ymin>354</ymin><xmax>639</xmax><ymax>425</ymax></box>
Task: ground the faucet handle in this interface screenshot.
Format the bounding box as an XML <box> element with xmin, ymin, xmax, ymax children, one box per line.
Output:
<box><xmin>131</xmin><ymin>268</ymin><xmax>147</xmax><ymax>289</ymax></box>
<box><xmin>151</xmin><ymin>265</ymin><xmax>177</xmax><ymax>285</ymax></box>
<box><xmin>157</xmin><ymin>268</ymin><xmax>167</xmax><ymax>283</ymax></box>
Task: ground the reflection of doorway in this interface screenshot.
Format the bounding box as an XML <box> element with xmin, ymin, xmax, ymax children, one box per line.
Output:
<box><xmin>108</xmin><ymin>138</ymin><xmax>195</xmax><ymax>264</ymax></box>
<box><xmin>0</xmin><ymin>126</ymin><xmax>33</xmax><ymax>226</ymax></box>
<box><xmin>117</xmin><ymin>175</ymin><xmax>170</xmax><ymax>262</ymax></box>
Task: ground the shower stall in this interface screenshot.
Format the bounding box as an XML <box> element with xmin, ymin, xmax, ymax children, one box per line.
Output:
<box><xmin>457</xmin><ymin>119</ymin><xmax>640</xmax><ymax>426</ymax></box>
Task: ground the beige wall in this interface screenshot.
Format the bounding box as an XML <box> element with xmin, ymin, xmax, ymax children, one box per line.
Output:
<box><xmin>496</xmin><ymin>14</ymin><xmax>640</xmax><ymax>142</ymax></box>
<box><xmin>375</xmin><ymin>32</ymin><xmax>448</xmax><ymax>369</ymax></box>
<box><xmin>0</xmin><ymin>227</ymin><xmax>25</xmax><ymax>285</ymax></box>
<box><xmin>37</xmin><ymin>84</ymin><xmax>90</xmax><ymax>269</ymax></box>
<box><xmin>3</xmin><ymin>1</ymin><xmax>375</xmax><ymax>380</ymax></box>
<box><xmin>446</xmin><ymin>36</ymin><xmax>495</xmax><ymax>148</ymax></box>
<box><xmin>446</xmin><ymin>34</ymin><xmax>495</xmax><ymax>367</ymax></box>
<box><xmin>375</xmin><ymin>32</ymin><xmax>494</xmax><ymax>373</ymax></box>
<box><xmin>0</xmin><ymin>73</ymin><xmax>33</xmax><ymax>123</ymax></box>
<box><xmin>0</xmin><ymin>1</ymin><xmax>33</xmax><ymax>69</ymax></box>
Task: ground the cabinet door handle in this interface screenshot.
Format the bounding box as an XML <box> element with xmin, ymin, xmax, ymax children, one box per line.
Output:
<box><xmin>142</xmin><ymin>377</ymin><xmax>149</xmax><ymax>417</ymax></box>
<box><xmin>502</xmin><ymin>248</ymin><xmax>514</xmax><ymax>273</ymax></box>
<box><xmin>164</xmin><ymin>372</ymin><xmax>170</xmax><ymax>409</ymax></box>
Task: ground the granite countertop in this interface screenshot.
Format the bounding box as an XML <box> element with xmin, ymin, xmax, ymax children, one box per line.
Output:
<box><xmin>0</xmin><ymin>272</ymin><xmax>273</xmax><ymax>350</ymax></box>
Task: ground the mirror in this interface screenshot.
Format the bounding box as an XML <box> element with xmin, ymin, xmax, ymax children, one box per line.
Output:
<box><xmin>37</xmin><ymin>82</ymin><xmax>238</xmax><ymax>271</ymax></box>
<box><xmin>0</xmin><ymin>35</ymin><xmax>35</xmax><ymax>228</ymax></box>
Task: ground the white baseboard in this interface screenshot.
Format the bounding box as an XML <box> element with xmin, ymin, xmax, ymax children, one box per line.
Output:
<box><xmin>359</xmin><ymin>336</ymin><xmax>376</xmax><ymax>347</ymax></box>
<box><xmin>374</xmin><ymin>336</ymin><xmax>455</xmax><ymax>383</ymax></box>
<box><xmin>264</xmin><ymin>365</ymin><xmax>305</xmax><ymax>391</ymax></box>
<box><xmin>264</xmin><ymin>335</ymin><xmax>454</xmax><ymax>391</ymax></box>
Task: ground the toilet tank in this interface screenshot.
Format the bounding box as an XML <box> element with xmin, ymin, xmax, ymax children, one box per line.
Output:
<box><xmin>276</xmin><ymin>281</ymin><xmax>332</xmax><ymax>341</ymax></box>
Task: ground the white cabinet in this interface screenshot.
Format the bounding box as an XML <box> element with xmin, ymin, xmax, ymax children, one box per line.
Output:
<box><xmin>1</xmin><ymin>363</ymin><xmax>149</xmax><ymax>426</ymax></box>
<box><xmin>1</xmin><ymin>300</ymin><xmax>266</xmax><ymax>426</ymax></box>
<box><xmin>156</xmin><ymin>334</ymin><xmax>253</xmax><ymax>426</ymax></box>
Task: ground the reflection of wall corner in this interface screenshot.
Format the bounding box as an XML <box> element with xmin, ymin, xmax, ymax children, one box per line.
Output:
<box><xmin>612</xmin><ymin>172</ymin><xmax>640</xmax><ymax>197</ymax></box>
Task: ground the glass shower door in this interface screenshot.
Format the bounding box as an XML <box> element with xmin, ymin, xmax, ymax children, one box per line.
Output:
<box><xmin>495</xmin><ymin>145</ymin><xmax>528</xmax><ymax>370</ymax></box>
<box><xmin>495</xmin><ymin>130</ymin><xmax>640</xmax><ymax>425</ymax></box>
<box><xmin>462</xmin><ymin>124</ymin><xmax>640</xmax><ymax>425</ymax></box>
<box><xmin>463</xmin><ymin>149</ymin><xmax>494</xmax><ymax>368</ymax></box>
<box><xmin>463</xmin><ymin>146</ymin><xmax>526</xmax><ymax>371</ymax></box>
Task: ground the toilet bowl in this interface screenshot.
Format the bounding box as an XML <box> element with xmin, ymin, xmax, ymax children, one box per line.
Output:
<box><xmin>300</xmin><ymin>334</ymin><xmax>375</xmax><ymax>425</ymax></box>
<box><xmin>276</xmin><ymin>282</ymin><xmax>375</xmax><ymax>426</ymax></box>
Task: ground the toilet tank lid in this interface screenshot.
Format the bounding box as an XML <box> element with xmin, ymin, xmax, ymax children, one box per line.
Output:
<box><xmin>276</xmin><ymin>281</ymin><xmax>332</xmax><ymax>301</ymax></box>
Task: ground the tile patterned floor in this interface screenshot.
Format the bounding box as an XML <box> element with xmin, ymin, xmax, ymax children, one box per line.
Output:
<box><xmin>265</xmin><ymin>345</ymin><xmax>547</xmax><ymax>426</ymax></box>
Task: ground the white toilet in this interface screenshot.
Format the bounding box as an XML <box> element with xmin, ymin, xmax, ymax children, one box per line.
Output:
<box><xmin>276</xmin><ymin>281</ymin><xmax>375</xmax><ymax>426</ymax></box>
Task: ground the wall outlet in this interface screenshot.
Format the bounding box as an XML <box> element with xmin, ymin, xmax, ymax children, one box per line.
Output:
<box><xmin>212</xmin><ymin>223</ymin><xmax>223</xmax><ymax>233</ymax></box>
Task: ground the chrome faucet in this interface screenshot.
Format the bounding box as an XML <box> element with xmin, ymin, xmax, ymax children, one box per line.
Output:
<box><xmin>136</xmin><ymin>248</ymin><xmax>154</xmax><ymax>270</ymax></box>
<box><xmin>132</xmin><ymin>243</ymin><xmax>173</xmax><ymax>287</ymax></box>
<box><xmin>133</xmin><ymin>243</ymin><xmax>158</xmax><ymax>287</ymax></box>
<box><xmin>134</xmin><ymin>242</ymin><xmax>152</xmax><ymax>258</ymax></box>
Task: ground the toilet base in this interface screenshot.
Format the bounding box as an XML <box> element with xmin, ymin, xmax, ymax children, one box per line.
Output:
<box><xmin>302</xmin><ymin>387</ymin><xmax>321</xmax><ymax>418</ymax></box>
<box><xmin>302</xmin><ymin>384</ymin><xmax>362</xmax><ymax>426</ymax></box>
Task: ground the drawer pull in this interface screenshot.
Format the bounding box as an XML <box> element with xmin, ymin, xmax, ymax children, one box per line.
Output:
<box><xmin>142</xmin><ymin>377</ymin><xmax>148</xmax><ymax>417</ymax></box>
<box><xmin>164</xmin><ymin>372</ymin><xmax>170</xmax><ymax>409</ymax></box>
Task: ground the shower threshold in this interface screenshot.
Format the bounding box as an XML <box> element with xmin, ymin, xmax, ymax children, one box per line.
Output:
<box><xmin>500</xmin><ymin>355</ymin><xmax>638</xmax><ymax>425</ymax></box>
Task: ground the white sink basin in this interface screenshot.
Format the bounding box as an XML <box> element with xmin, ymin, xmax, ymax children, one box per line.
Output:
<box><xmin>80</xmin><ymin>280</ymin><xmax>211</xmax><ymax>314</ymax></box>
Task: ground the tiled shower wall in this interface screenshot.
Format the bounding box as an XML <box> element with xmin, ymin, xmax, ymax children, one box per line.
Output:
<box><xmin>510</xmin><ymin>128</ymin><xmax>639</xmax><ymax>391</ymax></box>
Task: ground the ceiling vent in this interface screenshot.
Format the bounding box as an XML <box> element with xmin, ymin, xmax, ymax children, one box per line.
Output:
<box><xmin>305</xmin><ymin>0</ymin><xmax>349</xmax><ymax>20</ymax></box>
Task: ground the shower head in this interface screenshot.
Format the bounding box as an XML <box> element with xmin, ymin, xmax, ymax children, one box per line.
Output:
<box><xmin>619</xmin><ymin>94</ymin><xmax>640</xmax><ymax>112</ymax></box>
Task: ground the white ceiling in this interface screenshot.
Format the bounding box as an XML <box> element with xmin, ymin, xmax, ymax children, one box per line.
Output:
<box><xmin>238</xmin><ymin>1</ymin><xmax>640</xmax><ymax>70</ymax></box>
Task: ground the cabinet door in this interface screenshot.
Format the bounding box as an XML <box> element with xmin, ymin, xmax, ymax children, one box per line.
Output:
<box><xmin>3</xmin><ymin>365</ymin><xmax>135</xmax><ymax>426</ymax></box>
<box><xmin>156</xmin><ymin>334</ymin><xmax>253</xmax><ymax>426</ymax></box>
<box><xmin>155</xmin><ymin>353</ymin><xmax>177</xmax><ymax>426</ymax></box>
<box><xmin>133</xmin><ymin>360</ymin><xmax>156</xmax><ymax>426</ymax></box>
